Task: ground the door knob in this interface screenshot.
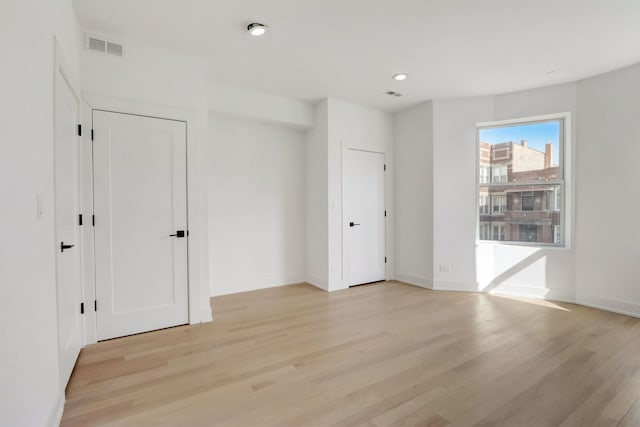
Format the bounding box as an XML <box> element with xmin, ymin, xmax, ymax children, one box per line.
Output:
<box><xmin>349</xmin><ymin>222</ymin><xmax>360</xmax><ymax>227</ymax></box>
<box><xmin>169</xmin><ymin>230</ymin><xmax>186</xmax><ymax>238</ymax></box>
<box><xmin>60</xmin><ymin>242</ymin><xmax>75</xmax><ymax>252</ymax></box>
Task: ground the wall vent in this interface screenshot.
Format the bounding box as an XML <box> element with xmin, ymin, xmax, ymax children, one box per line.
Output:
<box><xmin>385</xmin><ymin>90</ymin><xmax>402</xmax><ymax>97</ymax></box>
<box><xmin>86</xmin><ymin>35</ymin><xmax>124</xmax><ymax>57</ymax></box>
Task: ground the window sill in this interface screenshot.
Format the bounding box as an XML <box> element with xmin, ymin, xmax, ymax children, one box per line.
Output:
<box><xmin>476</xmin><ymin>240</ymin><xmax>570</xmax><ymax>250</ymax></box>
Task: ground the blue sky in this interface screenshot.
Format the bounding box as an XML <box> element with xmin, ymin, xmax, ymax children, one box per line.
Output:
<box><xmin>479</xmin><ymin>121</ymin><xmax>560</xmax><ymax>164</ymax></box>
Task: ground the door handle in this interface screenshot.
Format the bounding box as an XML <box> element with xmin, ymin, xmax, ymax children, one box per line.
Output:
<box><xmin>60</xmin><ymin>242</ymin><xmax>75</xmax><ymax>252</ymax></box>
<box><xmin>349</xmin><ymin>222</ymin><xmax>360</xmax><ymax>227</ymax></box>
<box><xmin>169</xmin><ymin>230</ymin><xmax>186</xmax><ymax>238</ymax></box>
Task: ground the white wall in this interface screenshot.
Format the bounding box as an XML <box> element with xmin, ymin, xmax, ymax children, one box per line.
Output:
<box><xmin>485</xmin><ymin>83</ymin><xmax>577</xmax><ymax>300</ymax></box>
<box><xmin>393</xmin><ymin>101</ymin><xmax>434</xmax><ymax>288</ymax></box>
<box><xmin>80</xmin><ymin>34</ymin><xmax>212</xmax><ymax>325</ymax></box>
<box><xmin>393</xmin><ymin>83</ymin><xmax>578</xmax><ymax>301</ymax></box>
<box><xmin>326</xmin><ymin>99</ymin><xmax>394</xmax><ymax>290</ymax></box>
<box><xmin>394</xmin><ymin>69</ymin><xmax>640</xmax><ymax>317</ymax></box>
<box><xmin>432</xmin><ymin>96</ymin><xmax>495</xmax><ymax>291</ymax></box>
<box><xmin>305</xmin><ymin>101</ymin><xmax>329</xmax><ymax>289</ymax></box>
<box><xmin>575</xmin><ymin>63</ymin><xmax>640</xmax><ymax>316</ymax></box>
<box><xmin>208</xmin><ymin>114</ymin><xmax>306</xmax><ymax>296</ymax></box>
<box><xmin>209</xmin><ymin>83</ymin><xmax>315</xmax><ymax>130</ymax></box>
<box><xmin>81</xmin><ymin>34</ymin><xmax>207</xmax><ymax>109</ymax></box>
<box><xmin>431</xmin><ymin>84</ymin><xmax>577</xmax><ymax>301</ymax></box>
<box><xmin>0</xmin><ymin>1</ymin><xmax>81</xmax><ymax>425</ymax></box>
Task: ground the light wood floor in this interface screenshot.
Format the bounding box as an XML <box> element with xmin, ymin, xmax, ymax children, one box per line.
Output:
<box><xmin>61</xmin><ymin>282</ymin><xmax>640</xmax><ymax>427</ymax></box>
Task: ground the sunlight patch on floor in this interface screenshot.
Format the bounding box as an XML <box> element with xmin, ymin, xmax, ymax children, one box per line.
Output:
<box><xmin>490</xmin><ymin>292</ymin><xmax>572</xmax><ymax>311</ymax></box>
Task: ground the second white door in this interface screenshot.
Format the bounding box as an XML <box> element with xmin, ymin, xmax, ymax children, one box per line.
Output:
<box><xmin>93</xmin><ymin>111</ymin><xmax>188</xmax><ymax>341</ymax></box>
<box><xmin>343</xmin><ymin>149</ymin><xmax>386</xmax><ymax>286</ymax></box>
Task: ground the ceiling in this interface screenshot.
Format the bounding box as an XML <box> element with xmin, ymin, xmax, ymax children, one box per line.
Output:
<box><xmin>73</xmin><ymin>0</ymin><xmax>640</xmax><ymax>112</ymax></box>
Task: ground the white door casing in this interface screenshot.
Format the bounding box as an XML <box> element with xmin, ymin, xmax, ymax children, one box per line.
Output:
<box><xmin>343</xmin><ymin>149</ymin><xmax>386</xmax><ymax>286</ymax></box>
<box><xmin>93</xmin><ymin>111</ymin><xmax>189</xmax><ymax>341</ymax></box>
<box><xmin>54</xmin><ymin>63</ymin><xmax>84</xmax><ymax>387</ymax></box>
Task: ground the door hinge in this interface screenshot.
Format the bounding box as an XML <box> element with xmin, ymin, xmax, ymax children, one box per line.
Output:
<box><xmin>78</xmin><ymin>214</ymin><xmax>83</xmax><ymax>226</ymax></box>
<box><xmin>384</xmin><ymin>164</ymin><xmax>386</xmax><ymax>171</ymax></box>
<box><xmin>385</xmin><ymin>257</ymin><xmax>387</xmax><ymax>263</ymax></box>
<box><xmin>91</xmin><ymin>129</ymin><xmax>94</xmax><ymax>141</ymax></box>
<box><xmin>80</xmin><ymin>302</ymin><xmax>85</xmax><ymax>314</ymax></box>
<box><xmin>77</xmin><ymin>124</ymin><xmax>82</xmax><ymax>136</ymax></box>
<box><xmin>94</xmin><ymin>300</ymin><xmax>97</xmax><ymax>312</ymax></box>
<box><xmin>92</xmin><ymin>215</ymin><xmax>95</xmax><ymax>226</ymax></box>
<box><xmin>384</xmin><ymin>210</ymin><xmax>387</xmax><ymax>217</ymax></box>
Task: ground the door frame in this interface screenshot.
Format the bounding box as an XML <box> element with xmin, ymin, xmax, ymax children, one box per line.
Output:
<box><xmin>341</xmin><ymin>141</ymin><xmax>391</xmax><ymax>288</ymax></box>
<box><xmin>53</xmin><ymin>37</ymin><xmax>85</xmax><ymax>367</ymax></box>
<box><xmin>80</xmin><ymin>94</ymin><xmax>212</xmax><ymax>344</ymax></box>
<box><xmin>53</xmin><ymin>36</ymin><xmax>86</xmax><ymax>352</ymax></box>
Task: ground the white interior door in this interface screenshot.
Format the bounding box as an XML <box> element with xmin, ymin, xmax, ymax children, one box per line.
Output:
<box><xmin>93</xmin><ymin>111</ymin><xmax>188</xmax><ymax>341</ymax></box>
<box><xmin>343</xmin><ymin>149</ymin><xmax>386</xmax><ymax>286</ymax></box>
<box><xmin>54</xmin><ymin>67</ymin><xmax>83</xmax><ymax>387</ymax></box>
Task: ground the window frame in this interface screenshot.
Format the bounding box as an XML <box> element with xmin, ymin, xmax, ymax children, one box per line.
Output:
<box><xmin>476</xmin><ymin>113</ymin><xmax>568</xmax><ymax>247</ymax></box>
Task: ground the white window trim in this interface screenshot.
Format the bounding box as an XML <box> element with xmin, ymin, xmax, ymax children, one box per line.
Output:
<box><xmin>476</xmin><ymin>112</ymin><xmax>570</xmax><ymax>248</ymax></box>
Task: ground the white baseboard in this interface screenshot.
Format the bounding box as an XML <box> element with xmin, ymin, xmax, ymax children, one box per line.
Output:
<box><xmin>433</xmin><ymin>280</ymin><xmax>478</xmax><ymax>292</ymax></box>
<box><xmin>576</xmin><ymin>293</ymin><xmax>640</xmax><ymax>318</ymax></box>
<box><xmin>398</xmin><ymin>274</ymin><xmax>640</xmax><ymax>319</ymax></box>
<box><xmin>394</xmin><ymin>273</ymin><xmax>433</xmax><ymax>290</ymax></box>
<box><xmin>486</xmin><ymin>284</ymin><xmax>575</xmax><ymax>304</ymax></box>
<box><xmin>306</xmin><ymin>275</ymin><xmax>328</xmax><ymax>291</ymax></box>
<box><xmin>47</xmin><ymin>388</ymin><xmax>65</xmax><ymax>427</ymax></box>
<box><xmin>200</xmin><ymin>306</ymin><xmax>213</xmax><ymax>323</ymax></box>
<box><xmin>210</xmin><ymin>276</ymin><xmax>306</xmax><ymax>297</ymax></box>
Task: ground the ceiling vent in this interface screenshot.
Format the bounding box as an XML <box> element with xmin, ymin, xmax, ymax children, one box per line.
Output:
<box><xmin>385</xmin><ymin>90</ymin><xmax>403</xmax><ymax>97</ymax></box>
<box><xmin>86</xmin><ymin>35</ymin><xmax>124</xmax><ymax>57</ymax></box>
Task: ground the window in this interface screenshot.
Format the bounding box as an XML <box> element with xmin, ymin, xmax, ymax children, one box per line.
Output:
<box><xmin>477</xmin><ymin>115</ymin><xmax>566</xmax><ymax>245</ymax></box>
<box><xmin>479</xmin><ymin>166</ymin><xmax>490</xmax><ymax>184</ymax></box>
<box><xmin>521</xmin><ymin>192</ymin><xmax>534</xmax><ymax>211</ymax></box>
<box><xmin>492</xmin><ymin>166</ymin><xmax>507</xmax><ymax>183</ymax></box>
<box><xmin>492</xmin><ymin>224</ymin><xmax>505</xmax><ymax>241</ymax></box>
<box><xmin>479</xmin><ymin>223</ymin><xmax>491</xmax><ymax>240</ymax></box>
<box><xmin>519</xmin><ymin>225</ymin><xmax>538</xmax><ymax>242</ymax></box>
<box><xmin>491</xmin><ymin>194</ymin><xmax>506</xmax><ymax>215</ymax></box>
<box><xmin>479</xmin><ymin>194</ymin><xmax>489</xmax><ymax>214</ymax></box>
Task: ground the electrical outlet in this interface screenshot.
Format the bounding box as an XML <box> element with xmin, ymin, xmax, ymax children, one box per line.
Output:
<box><xmin>439</xmin><ymin>264</ymin><xmax>451</xmax><ymax>273</ymax></box>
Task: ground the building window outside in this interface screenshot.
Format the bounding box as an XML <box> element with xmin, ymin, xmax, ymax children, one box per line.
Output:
<box><xmin>491</xmin><ymin>194</ymin><xmax>506</xmax><ymax>215</ymax></box>
<box><xmin>479</xmin><ymin>223</ymin><xmax>491</xmax><ymax>240</ymax></box>
<box><xmin>492</xmin><ymin>224</ymin><xmax>505</xmax><ymax>241</ymax></box>
<box><xmin>492</xmin><ymin>166</ymin><xmax>507</xmax><ymax>183</ymax></box>
<box><xmin>521</xmin><ymin>192</ymin><xmax>534</xmax><ymax>211</ymax></box>
<box><xmin>477</xmin><ymin>115</ymin><xmax>566</xmax><ymax>245</ymax></box>
<box><xmin>520</xmin><ymin>225</ymin><xmax>538</xmax><ymax>242</ymax></box>
<box><xmin>479</xmin><ymin>194</ymin><xmax>489</xmax><ymax>214</ymax></box>
<box><xmin>479</xmin><ymin>166</ymin><xmax>490</xmax><ymax>183</ymax></box>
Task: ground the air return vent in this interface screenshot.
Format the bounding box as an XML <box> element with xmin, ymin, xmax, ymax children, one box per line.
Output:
<box><xmin>86</xmin><ymin>35</ymin><xmax>124</xmax><ymax>57</ymax></box>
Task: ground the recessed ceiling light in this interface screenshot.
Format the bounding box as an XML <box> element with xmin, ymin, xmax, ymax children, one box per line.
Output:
<box><xmin>386</xmin><ymin>90</ymin><xmax>403</xmax><ymax>97</ymax></box>
<box><xmin>392</xmin><ymin>73</ymin><xmax>408</xmax><ymax>81</ymax></box>
<box><xmin>247</xmin><ymin>23</ymin><xmax>268</xmax><ymax>37</ymax></box>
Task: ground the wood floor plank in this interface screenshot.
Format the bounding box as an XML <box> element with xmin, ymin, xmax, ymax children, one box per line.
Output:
<box><xmin>61</xmin><ymin>282</ymin><xmax>640</xmax><ymax>426</ymax></box>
